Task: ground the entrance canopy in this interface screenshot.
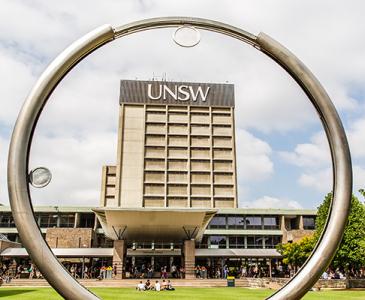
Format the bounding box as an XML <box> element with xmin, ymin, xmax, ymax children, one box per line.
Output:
<box><xmin>93</xmin><ymin>207</ymin><xmax>217</xmax><ymax>242</ymax></box>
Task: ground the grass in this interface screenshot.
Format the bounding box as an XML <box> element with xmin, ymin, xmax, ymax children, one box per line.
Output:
<box><xmin>0</xmin><ymin>287</ymin><xmax>365</xmax><ymax>299</ymax></box>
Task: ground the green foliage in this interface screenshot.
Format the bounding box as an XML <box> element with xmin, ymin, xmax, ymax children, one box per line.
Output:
<box><xmin>276</xmin><ymin>235</ymin><xmax>315</xmax><ymax>268</ymax></box>
<box><xmin>314</xmin><ymin>193</ymin><xmax>365</xmax><ymax>270</ymax></box>
<box><xmin>278</xmin><ymin>192</ymin><xmax>365</xmax><ymax>271</ymax></box>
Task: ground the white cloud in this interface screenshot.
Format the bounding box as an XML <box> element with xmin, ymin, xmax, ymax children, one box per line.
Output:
<box><xmin>236</xmin><ymin>129</ymin><xmax>273</xmax><ymax>182</ymax></box>
<box><xmin>298</xmin><ymin>168</ymin><xmax>332</xmax><ymax>193</ymax></box>
<box><xmin>353</xmin><ymin>165</ymin><xmax>365</xmax><ymax>194</ymax></box>
<box><xmin>279</xmin><ymin>131</ymin><xmax>331</xmax><ymax>169</ymax></box>
<box><xmin>280</xmin><ymin>130</ymin><xmax>334</xmax><ymax>193</ymax></box>
<box><xmin>241</xmin><ymin>195</ymin><xmax>302</xmax><ymax>209</ymax></box>
<box><xmin>1</xmin><ymin>0</ymin><xmax>365</xmax><ymax>208</ymax></box>
<box><xmin>281</xmin><ymin>117</ymin><xmax>365</xmax><ymax>194</ymax></box>
<box><xmin>29</xmin><ymin>132</ymin><xmax>117</xmax><ymax>206</ymax></box>
<box><xmin>298</xmin><ymin>165</ymin><xmax>365</xmax><ymax>196</ymax></box>
<box><xmin>348</xmin><ymin>119</ymin><xmax>365</xmax><ymax>158</ymax></box>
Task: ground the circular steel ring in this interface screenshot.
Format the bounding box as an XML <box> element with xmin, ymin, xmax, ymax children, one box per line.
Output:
<box><xmin>8</xmin><ymin>17</ymin><xmax>352</xmax><ymax>300</ymax></box>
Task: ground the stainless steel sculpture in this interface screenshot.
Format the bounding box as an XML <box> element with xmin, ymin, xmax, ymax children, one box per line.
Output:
<box><xmin>8</xmin><ymin>17</ymin><xmax>352</xmax><ymax>300</ymax></box>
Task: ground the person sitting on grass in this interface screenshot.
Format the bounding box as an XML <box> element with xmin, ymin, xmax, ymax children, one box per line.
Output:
<box><xmin>161</xmin><ymin>279</ymin><xmax>168</xmax><ymax>290</ymax></box>
<box><xmin>145</xmin><ymin>279</ymin><xmax>151</xmax><ymax>290</ymax></box>
<box><xmin>166</xmin><ymin>280</ymin><xmax>175</xmax><ymax>291</ymax></box>
<box><xmin>153</xmin><ymin>280</ymin><xmax>161</xmax><ymax>291</ymax></box>
<box><xmin>136</xmin><ymin>280</ymin><xmax>145</xmax><ymax>291</ymax></box>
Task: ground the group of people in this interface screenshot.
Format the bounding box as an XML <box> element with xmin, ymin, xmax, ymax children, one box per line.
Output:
<box><xmin>65</xmin><ymin>264</ymin><xmax>118</xmax><ymax>280</ymax></box>
<box><xmin>322</xmin><ymin>269</ymin><xmax>346</xmax><ymax>280</ymax></box>
<box><xmin>136</xmin><ymin>279</ymin><xmax>175</xmax><ymax>291</ymax></box>
<box><xmin>125</xmin><ymin>264</ymin><xmax>185</xmax><ymax>279</ymax></box>
<box><xmin>195</xmin><ymin>264</ymin><xmax>279</xmax><ymax>279</ymax></box>
<box><xmin>195</xmin><ymin>264</ymin><xmax>230</xmax><ymax>279</ymax></box>
<box><xmin>0</xmin><ymin>261</ymin><xmax>43</xmax><ymax>281</ymax></box>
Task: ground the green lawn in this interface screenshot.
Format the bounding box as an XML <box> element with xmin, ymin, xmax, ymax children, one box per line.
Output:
<box><xmin>0</xmin><ymin>287</ymin><xmax>365</xmax><ymax>299</ymax></box>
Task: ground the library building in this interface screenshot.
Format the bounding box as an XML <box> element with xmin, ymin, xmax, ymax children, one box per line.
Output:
<box><xmin>0</xmin><ymin>80</ymin><xmax>316</xmax><ymax>279</ymax></box>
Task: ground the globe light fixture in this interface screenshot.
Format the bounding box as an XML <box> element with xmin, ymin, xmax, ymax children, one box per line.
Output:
<box><xmin>29</xmin><ymin>167</ymin><xmax>52</xmax><ymax>188</ymax></box>
<box><xmin>173</xmin><ymin>25</ymin><xmax>201</xmax><ymax>47</ymax></box>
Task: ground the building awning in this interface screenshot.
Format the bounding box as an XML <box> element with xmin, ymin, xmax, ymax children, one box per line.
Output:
<box><xmin>196</xmin><ymin>248</ymin><xmax>282</xmax><ymax>258</ymax></box>
<box><xmin>0</xmin><ymin>248</ymin><xmax>113</xmax><ymax>257</ymax></box>
<box><xmin>93</xmin><ymin>207</ymin><xmax>217</xmax><ymax>242</ymax></box>
<box><xmin>126</xmin><ymin>249</ymin><xmax>181</xmax><ymax>257</ymax></box>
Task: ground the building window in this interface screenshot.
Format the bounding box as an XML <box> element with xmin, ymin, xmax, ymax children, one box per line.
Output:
<box><xmin>289</xmin><ymin>217</ymin><xmax>299</xmax><ymax>230</ymax></box>
<box><xmin>79</xmin><ymin>213</ymin><xmax>95</xmax><ymax>228</ymax></box>
<box><xmin>209</xmin><ymin>236</ymin><xmax>227</xmax><ymax>249</ymax></box>
<box><xmin>246</xmin><ymin>236</ymin><xmax>264</xmax><ymax>248</ymax></box>
<box><xmin>263</xmin><ymin>236</ymin><xmax>281</xmax><ymax>248</ymax></box>
<box><xmin>0</xmin><ymin>214</ymin><xmax>15</xmax><ymax>228</ymax></box>
<box><xmin>263</xmin><ymin>216</ymin><xmax>279</xmax><ymax>229</ymax></box>
<box><xmin>198</xmin><ymin>236</ymin><xmax>209</xmax><ymax>248</ymax></box>
<box><xmin>227</xmin><ymin>215</ymin><xmax>245</xmax><ymax>229</ymax></box>
<box><xmin>228</xmin><ymin>236</ymin><xmax>245</xmax><ymax>248</ymax></box>
<box><xmin>59</xmin><ymin>214</ymin><xmax>75</xmax><ymax>228</ymax></box>
<box><xmin>39</xmin><ymin>214</ymin><xmax>58</xmax><ymax>228</ymax></box>
<box><xmin>303</xmin><ymin>216</ymin><xmax>316</xmax><ymax>230</ymax></box>
<box><xmin>209</xmin><ymin>216</ymin><xmax>226</xmax><ymax>229</ymax></box>
<box><xmin>246</xmin><ymin>216</ymin><xmax>262</xmax><ymax>229</ymax></box>
<box><xmin>6</xmin><ymin>233</ymin><xmax>18</xmax><ymax>242</ymax></box>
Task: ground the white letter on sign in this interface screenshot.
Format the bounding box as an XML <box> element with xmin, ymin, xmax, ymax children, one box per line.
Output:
<box><xmin>147</xmin><ymin>84</ymin><xmax>162</xmax><ymax>100</ymax></box>
<box><xmin>178</xmin><ymin>85</ymin><xmax>190</xmax><ymax>101</ymax></box>
<box><xmin>190</xmin><ymin>86</ymin><xmax>210</xmax><ymax>102</ymax></box>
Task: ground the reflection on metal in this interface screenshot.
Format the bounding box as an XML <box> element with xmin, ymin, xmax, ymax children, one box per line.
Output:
<box><xmin>29</xmin><ymin>167</ymin><xmax>52</xmax><ymax>188</ymax></box>
<box><xmin>173</xmin><ymin>25</ymin><xmax>201</xmax><ymax>47</ymax></box>
<box><xmin>8</xmin><ymin>17</ymin><xmax>352</xmax><ymax>300</ymax></box>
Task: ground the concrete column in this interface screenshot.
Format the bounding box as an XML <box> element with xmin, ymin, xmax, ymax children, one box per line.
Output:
<box><xmin>74</xmin><ymin>213</ymin><xmax>80</xmax><ymax>228</ymax></box>
<box><xmin>280</xmin><ymin>215</ymin><xmax>288</xmax><ymax>244</ymax></box>
<box><xmin>280</xmin><ymin>215</ymin><xmax>286</xmax><ymax>231</ymax></box>
<box><xmin>112</xmin><ymin>240</ymin><xmax>125</xmax><ymax>279</ymax></box>
<box><xmin>184</xmin><ymin>239</ymin><xmax>195</xmax><ymax>279</ymax></box>
<box><xmin>299</xmin><ymin>215</ymin><xmax>304</xmax><ymax>230</ymax></box>
<box><xmin>93</xmin><ymin>215</ymin><xmax>99</xmax><ymax>230</ymax></box>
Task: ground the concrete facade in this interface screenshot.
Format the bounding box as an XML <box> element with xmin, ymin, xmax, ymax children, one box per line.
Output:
<box><xmin>45</xmin><ymin>228</ymin><xmax>95</xmax><ymax>248</ymax></box>
<box><xmin>100</xmin><ymin>80</ymin><xmax>238</xmax><ymax>209</ymax></box>
<box><xmin>183</xmin><ymin>239</ymin><xmax>196</xmax><ymax>279</ymax></box>
<box><xmin>112</xmin><ymin>240</ymin><xmax>126</xmax><ymax>279</ymax></box>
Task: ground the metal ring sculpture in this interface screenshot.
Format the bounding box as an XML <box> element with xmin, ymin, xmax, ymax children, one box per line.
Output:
<box><xmin>8</xmin><ymin>17</ymin><xmax>352</xmax><ymax>300</ymax></box>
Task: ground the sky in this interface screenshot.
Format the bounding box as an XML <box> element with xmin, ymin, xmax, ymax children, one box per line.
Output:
<box><xmin>1</xmin><ymin>0</ymin><xmax>365</xmax><ymax>209</ymax></box>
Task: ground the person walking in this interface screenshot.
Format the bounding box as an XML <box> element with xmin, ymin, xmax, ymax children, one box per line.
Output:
<box><xmin>223</xmin><ymin>265</ymin><xmax>228</xmax><ymax>279</ymax></box>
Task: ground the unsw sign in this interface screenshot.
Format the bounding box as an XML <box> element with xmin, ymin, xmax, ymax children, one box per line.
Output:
<box><xmin>120</xmin><ymin>80</ymin><xmax>234</xmax><ymax>107</ymax></box>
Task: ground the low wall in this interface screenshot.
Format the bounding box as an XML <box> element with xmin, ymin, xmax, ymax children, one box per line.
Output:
<box><xmin>248</xmin><ymin>278</ymin><xmax>365</xmax><ymax>290</ymax></box>
<box><xmin>348</xmin><ymin>279</ymin><xmax>365</xmax><ymax>289</ymax></box>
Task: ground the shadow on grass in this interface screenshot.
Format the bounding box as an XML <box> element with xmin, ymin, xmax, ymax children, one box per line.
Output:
<box><xmin>0</xmin><ymin>289</ymin><xmax>36</xmax><ymax>298</ymax></box>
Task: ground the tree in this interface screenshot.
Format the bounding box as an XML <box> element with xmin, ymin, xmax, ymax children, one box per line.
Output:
<box><xmin>276</xmin><ymin>235</ymin><xmax>315</xmax><ymax>271</ymax></box>
<box><xmin>315</xmin><ymin>193</ymin><xmax>365</xmax><ymax>272</ymax></box>
<box><xmin>277</xmin><ymin>192</ymin><xmax>365</xmax><ymax>273</ymax></box>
